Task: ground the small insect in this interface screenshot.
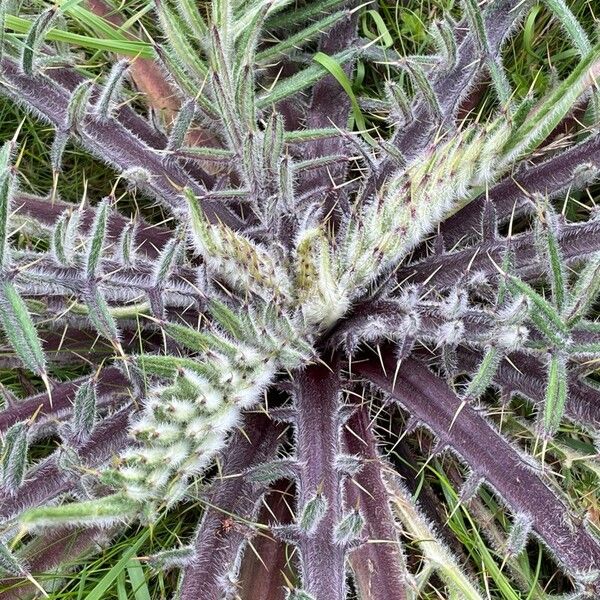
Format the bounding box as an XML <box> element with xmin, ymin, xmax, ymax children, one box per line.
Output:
<box><xmin>220</xmin><ymin>516</ymin><xmax>235</xmax><ymax>535</ymax></box>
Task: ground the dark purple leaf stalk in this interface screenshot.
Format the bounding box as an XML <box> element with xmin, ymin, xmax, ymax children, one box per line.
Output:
<box><xmin>0</xmin><ymin>0</ymin><xmax>600</xmax><ymax>597</ymax></box>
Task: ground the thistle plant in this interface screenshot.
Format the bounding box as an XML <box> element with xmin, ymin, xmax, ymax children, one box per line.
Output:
<box><xmin>1</xmin><ymin>0</ymin><xmax>600</xmax><ymax>597</ymax></box>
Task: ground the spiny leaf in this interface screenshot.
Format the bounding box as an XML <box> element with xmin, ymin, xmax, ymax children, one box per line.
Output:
<box><xmin>464</xmin><ymin>346</ymin><xmax>500</xmax><ymax>400</ymax></box>
<box><xmin>334</xmin><ymin>508</ymin><xmax>364</xmax><ymax>545</ymax></box>
<box><xmin>542</xmin><ymin>353</ymin><xmax>568</xmax><ymax>438</ymax></box>
<box><xmin>1</xmin><ymin>420</ymin><xmax>28</xmax><ymax>492</ymax></box>
<box><xmin>247</xmin><ymin>458</ymin><xmax>297</xmax><ymax>484</ymax></box>
<box><xmin>542</xmin><ymin>0</ymin><xmax>591</xmax><ymax>56</ymax></box>
<box><xmin>0</xmin><ymin>540</ymin><xmax>26</xmax><ymax>576</ymax></box>
<box><xmin>502</xmin><ymin>42</ymin><xmax>600</xmax><ymax>161</ymax></box>
<box><xmin>86</xmin><ymin>198</ymin><xmax>110</xmax><ymax>279</ymax></box>
<box><xmin>162</xmin><ymin>321</ymin><xmax>238</xmax><ymax>357</ymax></box>
<box><xmin>167</xmin><ymin>100</ymin><xmax>195</xmax><ymax>152</ymax></box>
<box><xmin>146</xmin><ymin>546</ymin><xmax>194</xmax><ymax>571</ymax></box>
<box><xmin>72</xmin><ymin>378</ymin><xmax>97</xmax><ymax>439</ymax></box>
<box><xmin>430</xmin><ymin>18</ymin><xmax>457</xmax><ymax>68</ymax></box>
<box><xmin>257</xmin><ymin>10</ymin><xmax>347</xmax><ymax>63</ymax></box>
<box><xmin>506</xmin><ymin>512</ymin><xmax>533</xmax><ymax>558</ymax></box>
<box><xmin>299</xmin><ymin>492</ymin><xmax>328</xmax><ymax>534</ymax></box>
<box><xmin>133</xmin><ymin>353</ymin><xmax>212</xmax><ymax>379</ymax></box>
<box><xmin>153</xmin><ymin>237</ymin><xmax>182</xmax><ymax>286</ymax></box>
<box><xmin>84</xmin><ymin>285</ymin><xmax>121</xmax><ymax>346</ymax></box>
<box><xmin>118</xmin><ymin>220</ymin><xmax>136</xmax><ymax>267</ymax></box>
<box><xmin>563</xmin><ymin>253</ymin><xmax>600</xmax><ymax>324</ymax></box>
<box><xmin>0</xmin><ymin>140</ymin><xmax>14</xmax><ymax>271</ymax></box>
<box><xmin>94</xmin><ymin>59</ymin><xmax>130</xmax><ymax>120</ymax></box>
<box><xmin>155</xmin><ymin>0</ymin><xmax>209</xmax><ymax>82</ymax></box>
<box><xmin>537</xmin><ymin>206</ymin><xmax>566</xmax><ymax>311</ymax></box>
<box><xmin>406</xmin><ymin>61</ymin><xmax>442</xmax><ymax>119</ymax></box>
<box><xmin>66</xmin><ymin>80</ymin><xmax>93</xmax><ymax>130</ymax></box>
<box><xmin>508</xmin><ymin>277</ymin><xmax>567</xmax><ymax>341</ymax></box>
<box><xmin>51</xmin><ymin>208</ymin><xmax>80</xmax><ymax>265</ymax></box>
<box><xmin>21</xmin><ymin>493</ymin><xmax>140</xmax><ymax>529</ymax></box>
<box><xmin>50</xmin><ymin>129</ymin><xmax>69</xmax><ymax>174</ymax></box>
<box><xmin>21</xmin><ymin>7</ymin><xmax>57</xmax><ymax>74</ymax></box>
<box><xmin>286</xmin><ymin>590</ymin><xmax>315</xmax><ymax>600</ymax></box>
<box><xmin>0</xmin><ymin>281</ymin><xmax>46</xmax><ymax>377</ymax></box>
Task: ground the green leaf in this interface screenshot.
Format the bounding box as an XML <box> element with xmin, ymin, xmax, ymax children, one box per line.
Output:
<box><xmin>84</xmin><ymin>285</ymin><xmax>120</xmax><ymax>346</ymax></box>
<box><xmin>21</xmin><ymin>8</ymin><xmax>57</xmax><ymax>74</ymax></box>
<box><xmin>542</xmin><ymin>353</ymin><xmax>568</xmax><ymax>438</ymax></box>
<box><xmin>0</xmin><ymin>141</ymin><xmax>14</xmax><ymax>271</ymax></box>
<box><xmin>0</xmin><ymin>540</ymin><xmax>26</xmax><ymax>576</ymax></box>
<box><xmin>86</xmin><ymin>199</ymin><xmax>109</xmax><ymax>278</ymax></box>
<box><xmin>1</xmin><ymin>421</ymin><xmax>28</xmax><ymax>492</ymax></box>
<box><xmin>563</xmin><ymin>254</ymin><xmax>600</xmax><ymax>324</ymax></box>
<box><xmin>83</xmin><ymin>528</ymin><xmax>149</xmax><ymax>600</ymax></box>
<box><xmin>502</xmin><ymin>42</ymin><xmax>600</xmax><ymax>162</ymax></box>
<box><xmin>0</xmin><ymin>281</ymin><xmax>46</xmax><ymax>377</ymax></box>
<box><xmin>299</xmin><ymin>492</ymin><xmax>328</xmax><ymax>533</ymax></box>
<box><xmin>72</xmin><ymin>378</ymin><xmax>97</xmax><ymax>439</ymax></box>
<box><xmin>362</xmin><ymin>9</ymin><xmax>394</xmax><ymax>48</ymax></box>
<box><xmin>126</xmin><ymin>559</ymin><xmax>151</xmax><ymax>600</ymax></box>
<box><xmin>313</xmin><ymin>51</ymin><xmax>376</xmax><ymax>146</ymax></box>
<box><xmin>464</xmin><ymin>346</ymin><xmax>500</xmax><ymax>400</ymax></box>
<box><xmin>5</xmin><ymin>15</ymin><xmax>153</xmax><ymax>58</ymax></box>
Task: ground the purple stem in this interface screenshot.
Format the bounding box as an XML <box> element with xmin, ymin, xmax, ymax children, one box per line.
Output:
<box><xmin>456</xmin><ymin>346</ymin><xmax>600</xmax><ymax>428</ymax></box>
<box><xmin>297</xmin><ymin>8</ymin><xmax>358</xmax><ymax>211</ymax></box>
<box><xmin>398</xmin><ymin>218</ymin><xmax>600</xmax><ymax>288</ymax></box>
<box><xmin>237</xmin><ymin>482</ymin><xmax>294</xmax><ymax>600</ymax></box>
<box><xmin>179</xmin><ymin>413</ymin><xmax>284</xmax><ymax>600</ymax></box>
<box><xmin>0</xmin><ymin>367</ymin><xmax>129</xmax><ymax>435</ymax></box>
<box><xmin>294</xmin><ymin>359</ymin><xmax>346</xmax><ymax>600</ymax></box>
<box><xmin>356</xmin><ymin>355</ymin><xmax>600</xmax><ymax>589</ymax></box>
<box><xmin>0</xmin><ymin>57</ymin><xmax>242</xmax><ymax>229</ymax></box>
<box><xmin>0</xmin><ymin>405</ymin><xmax>131</xmax><ymax>520</ymax></box>
<box><xmin>13</xmin><ymin>192</ymin><xmax>172</xmax><ymax>258</ymax></box>
<box><xmin>12</xmin><ymin>252</ymin><xmax>202</xmax><ymax>308</ymax></box>
<box><xmin>344</xmin><ymin>407</ymin><xmax>407</xmax><ymax>600</ymax></box>
<box><xmin>0</xmin><ymin>528</ymin><xmax>105</xmax><ymax>599</ymax></box>
<box><xmin>441</xmin><ymin>132</ymin><xmax>600</xmax><ymax>246</ymax></box>
<box><xmin>0</xmin><ymin>328</ymin><xmax>114</xmax><ymax>372</ymax></box>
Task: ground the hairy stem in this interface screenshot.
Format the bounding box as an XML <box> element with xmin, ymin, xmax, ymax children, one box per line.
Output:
<box><xmin>357</xmin><ymin>355</ymin><xmax>600</xmax><ymax>588</ymax></box>
<box><xmin>294</xmin><ymin>359</ymin><xmax>346</xmax><ymax>600</ymax></box>
<box><xmin>344</xmin><ymin>407</ymin><xmax>407</xmax><ymax>600</ymax></box>
<box><xmin>179</xmin><ymin>413</ymin><xmax>284</xmax><ymax>600</ymax></box>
